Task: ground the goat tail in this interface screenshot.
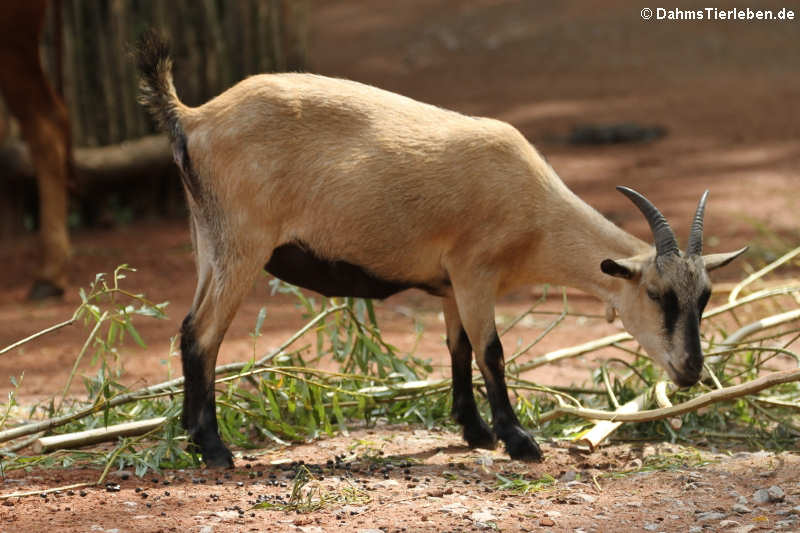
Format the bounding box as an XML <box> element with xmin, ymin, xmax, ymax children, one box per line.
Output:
<box><xmin>134</xmin><ymin>30</ymin><xmax>203</xmax><ymax>199</ymax></box>
<box><xmin>134</xmin><ymin>30</ymin><xmax>184</xmax><ymax>143</ymax></box>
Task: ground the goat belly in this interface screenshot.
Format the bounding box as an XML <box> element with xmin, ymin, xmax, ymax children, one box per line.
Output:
<box><xmin>265</xmin><ymin>241</ymin><xmax>447</xmax><ymax>299</ymax></box>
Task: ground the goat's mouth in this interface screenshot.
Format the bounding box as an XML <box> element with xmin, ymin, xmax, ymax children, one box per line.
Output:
<box><xmin>668</xmin><ymin>361</ymin><xmax>701</xmax><ymax>388</ymax></box>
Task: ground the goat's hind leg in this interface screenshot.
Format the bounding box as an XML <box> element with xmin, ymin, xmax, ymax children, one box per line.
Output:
<box><xmin>181</xmin><ymin>231</ymin><xmax>265</xmax><ymax>467</ymax></box>
<box><xmin>443</xmin><ymin>296</ymin><xmax>496</xmax><ymax>449</ymax></box>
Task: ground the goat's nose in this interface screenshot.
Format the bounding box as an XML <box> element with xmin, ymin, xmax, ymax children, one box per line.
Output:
<box><xmin>673</xmin><ymin>372</ymin><xmax>700</xmax><ymax>388</ymax></box>
<box><xmin>669</xmin><ymin>361</ymin><xmax>701</xmax><ymax>388</ymax></box>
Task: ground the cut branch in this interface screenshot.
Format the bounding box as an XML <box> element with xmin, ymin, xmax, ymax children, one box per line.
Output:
<box><xmin>32</xmin><ymin>417</ymin><xmax>166</xmax><ymax>453</ymax></box>
<box><xmin>540</xmin><ymin>368</ymin><xmax>800</xmax><ymax>424</ymax></box>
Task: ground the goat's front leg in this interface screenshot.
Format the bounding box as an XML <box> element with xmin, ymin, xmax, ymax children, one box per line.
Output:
<box><xmin>442</xmin><ymin>296</ymin><xmax>496</xmax><ymax>449</ymax></box>
<box><xmin>452</xmin><ymin>284</ymin><xmax>542</xmax><ymax>461</ymax></box>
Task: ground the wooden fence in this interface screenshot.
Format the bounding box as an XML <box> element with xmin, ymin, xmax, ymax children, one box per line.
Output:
<box><xmin>40</xmin><ymin>0</ymin><xmax>309</xmax><ymax>148</ymax></box>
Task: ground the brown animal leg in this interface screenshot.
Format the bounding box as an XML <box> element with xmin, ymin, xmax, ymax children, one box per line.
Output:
<box><xmin>180</xmin><ymin>221</ymin><xmax>265</xmax><ymax>467</ymax></box>
<box><xmin>442</xmin><ymin>296</ymin><xmax>496</xmax><ymax>449</ymax></box>
<box><xmin>450</xmin><ymin>281</ymin><xmax>542</xmax><ymax>461</ymax></box>
<box><xmin>0</xmin><ymin>1</ymin><xmax>71</xmax><ymax>299</ymax></box>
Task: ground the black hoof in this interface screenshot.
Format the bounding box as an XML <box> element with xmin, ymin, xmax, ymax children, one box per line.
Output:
<box><xmin>500</xmin><ymin>426</ymin><xmax>543</xmax><ymax>462</ymax></box>
<box><xmin>189</xmin><ymin>431</ymin><xmax>234</xmax><ymax>468</ymax></box>
<box><xmin>28</xmin><ymin>279</ymin><xmax>65</xmax><ymax>301</ymax></box>
<box><xmin>463</xmin><ymin>419</ymin><xmax>498</xmax><ymax>450</ymax></box>
<box><xmin>201</xmin><ymin>445</ymin><xmax>234</xmax><ymax>469</ymax></box>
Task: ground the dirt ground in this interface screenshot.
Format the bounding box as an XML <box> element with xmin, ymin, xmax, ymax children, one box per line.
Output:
<box><xmin>1</xmin><ymin>1</ymin><xmax>799</xmax><ymax>532</ymax></box>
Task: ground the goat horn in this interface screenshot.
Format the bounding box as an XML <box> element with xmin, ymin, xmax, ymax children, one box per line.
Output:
<box><xmin>687</xmin><ymin>190</ymin><xmax>708</xmax><ymax>256</ymax></box>
<box><xmin>616</xmin><ymin>186</ymin><xmax>679</xmax><ymax>257</ymax></box>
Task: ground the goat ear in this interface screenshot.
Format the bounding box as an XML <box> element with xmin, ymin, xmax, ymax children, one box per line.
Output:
<box><xmin>600</xmin><ymin>258</ymin><xmax>640</xmax><ymax>279</ymax></box>
<box><xmin>703</xmin><ymin>246</ymin><xmax>748</xmax><ymax>271</ymax></box>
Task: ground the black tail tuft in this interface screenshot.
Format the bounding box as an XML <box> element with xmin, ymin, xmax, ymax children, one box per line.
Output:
<box><xmin>133</xmin><ymin>30</ymin><xmax>202</xmax><ymax>198</ymax></box>
<box><xmin>133</xmin><ymin>29</ymin><xmax>182</xmax><ymax>142</ymax></box>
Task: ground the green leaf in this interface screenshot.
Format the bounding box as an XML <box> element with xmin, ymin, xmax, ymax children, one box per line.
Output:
<box><xmin>125</xmin><ymin>321</ymin><xmax>147</xmax><ymax>348</ymax></box>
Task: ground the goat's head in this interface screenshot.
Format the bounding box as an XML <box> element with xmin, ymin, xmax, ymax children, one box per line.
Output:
<box><xmin>601</xmin><ymin>187</ymin><xmax>747</xmax><ymax>387</ymax></box>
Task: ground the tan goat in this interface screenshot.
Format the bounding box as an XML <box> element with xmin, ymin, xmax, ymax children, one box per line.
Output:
<box><xmin>135</xmin><ymin>32</ymin><xmax>746</xmax><ymax>467</ymax></box>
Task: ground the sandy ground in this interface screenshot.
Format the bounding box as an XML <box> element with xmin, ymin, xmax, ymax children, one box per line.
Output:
<box><xmin>0</xmin><ymin>1</ymin><xmax>798</xmax><ymax>531</ymax></box>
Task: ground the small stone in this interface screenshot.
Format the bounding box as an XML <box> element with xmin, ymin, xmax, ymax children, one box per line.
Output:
<box><xmin>688</xmin><ymin>527</ymin><xmax>703</xmax><ymax>533</ymax></box>
<box><xmin>539</xmin><ymin>517</ymin><xmax>555</xmax><ymax>527</ymax></box>
<box><xmin>470</xmin><ymin>510</ymin><xmax>497</xmax><ymax>528</ymax></box>
<box><xmin>753</xmin><ymin>488</ymin><xmax>770</xmax><ymax>504</ymax></box>
<box><xmin>297</xmin><ymin>527</ymin><xmax>325</xmax><ymax>533</ymax></box>
<box><xmin>732</xmin><ymin>503</ymin><xmax>752</xmax><ymax>514</ymax></box>
<box><xmin>719</xmin><ymin>520</ymin><xmax>740</xmax><ymax>528</ymax></box>
<box><xmin>643</xmin><ymin>524</ymin><xmax>660</xmax><ymax>531</ymax></box>
<box><xmin>567</xmin><ymin>493</ymin><xmax>596</xmax><ymax>504</ymax></box>
<box><xmin>440</xmin><ymin>502</ymin><xmax>469</xmax><ymax>515</ymax></box>
<box><xmin>697</xmin><ymin>511</ymin><xmax>726</xmax><ymax>522</ymax></box>
<box><xmin>642</xmin><ymin>445</ymin><xmax>657</xmax><ymax>459</ymax></box>
<box><xmin>111</xmin><ymin>470</ymin><xmax>132</xmax><ymax>480</ymax></box>
<box><xmin>559</xmin><ymin>470</ymin><xmax>577</xmax><ymax>482</ymax></box>
<box><xmin>213</xmin><ymin>510</ymin><xmax>239</xmax><ymax>521</ymax></box>
<box><xmin>768</xmin><ymin>485</ymin><xmax>785</xmax><ymax>502</ymax></box>
<box><xmin>754</xmin><ymin>486</ymin><xmax>784</xmax><ymax>504</ymax></box>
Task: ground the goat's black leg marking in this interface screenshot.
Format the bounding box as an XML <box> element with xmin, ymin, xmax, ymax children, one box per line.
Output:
<box><xmin>482</xmin><ymin>332</ymin><xmax>542</xmax><ymax>461</ymax></box>
<box><xmin>180</xmin><ymin>314</ymin><xmax>233</xmax><ymax>468</ymax></box>
<box><xmin>448</xmin><ymin>328</ymin><xmax>496</xmax><ymax>449</ymax></box>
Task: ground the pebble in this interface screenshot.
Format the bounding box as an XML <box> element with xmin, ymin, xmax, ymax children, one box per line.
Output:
<box><xmin>539</xmin><ymin>517</ymin><xmax>555</xmax><ymax>527</ymax></box>
<box><xmin>697</xmin><ymin>511</ymin><xmax>726</xmax><ymax>522</ymax></box>
<box><xmin>559</xmin><ymin>470</ymin><xmax>577</xmax><ymax>482</ymax></box>
<box><xmin>768</xmin><ymin>485</ymin><xmax>785</xmax><ymax>502</ymax></box>
<box><xmin>718</xmin><ymin>519</ymin><xmax>740</xmax><ymax>528</ymax></box>
<box><xmin>566</xmin><ymin>493</ymin><xmax>596</xmax><ymax>505</ymax></box>
<box><xmin>643</xmin><ymin>523</ymin><xmax>660</xmax><ymax>531</ymax></box>
<box><xmin>688</xmin><ymin>527</ymin><xmax>702</xmax><ymax>533</ymax></box>
<box><xmin>732</xmin><ymin>503</ymin><xmax>752</xmax><ymax>514</ymax></box>
<box><xmin>440</xmin><ymin>502</ymin><xmax>469</xmax><ymax>515</ymax></box>
<box><xmin>297</xmin><ymin>527</ymin><xmax>325</xmax><ymax>533</ymax></box>
<box><xmin>357</xmin><ymin>530</ymin><xmax>384</xmax><ymax>533</ymax></box>
<box><xmin>753</xmin><ymin>485</ymin><xmax>785</xmax><ymax>504</ymax></box>
<box><xmin>470</xmin><ymin>510</ymin><xmax>497</xmax><ymax>529</ymax></box>
<box><xmin>213</xmin><ymin>510</ymin><xmax>240</xmax><ymax>521</ymax></box>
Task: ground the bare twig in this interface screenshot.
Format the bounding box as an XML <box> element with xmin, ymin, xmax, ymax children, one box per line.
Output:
<box><xmin>577</xmin><ymin>392</ymin><xmax>650</xmax><ymax>450</ymax></box>
<box><xmin>539</xmin><ymin>368</ymin><xmax>800</xmax><ymax>424</ymax></box>
<box><xmin>32</xmin><ymin>417</ymin><xmax>166</xmax><ymax>453</ymax></box>
<box><xmin>0</xmin><ymin>304</ymin><xmax>348</xmax><ymax>444</ymax></box>
<box><xmin>729</xmin><ymin>246</ymin><xmax>800</xmax><ymax>303</ymax></box>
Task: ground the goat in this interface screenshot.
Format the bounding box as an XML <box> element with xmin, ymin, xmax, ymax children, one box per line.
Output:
<box><xmin>134</xmin><ymin>32</ymin><xmax>746</xmax><ymax>467</ymax></box>
<box><xmin>0</xmin><ymin>0</ymin><xmax>72</xmax><ymax>299</ymax></box>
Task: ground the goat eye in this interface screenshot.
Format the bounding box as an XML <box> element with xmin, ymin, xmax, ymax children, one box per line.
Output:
<box><xmin>646</xmin><ymin>290</ymin><xmax>660</xmax><ymax>301</ymax></box>
<box><xmin>698</xmin><ymin>289</ymin><xmax>711</xmax><ymax>314</ymax></box>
